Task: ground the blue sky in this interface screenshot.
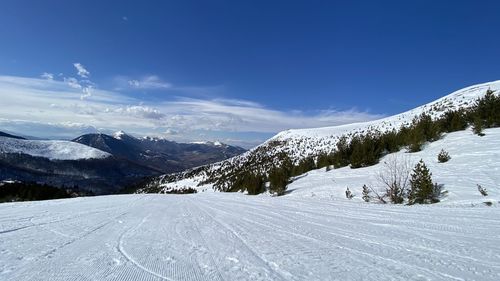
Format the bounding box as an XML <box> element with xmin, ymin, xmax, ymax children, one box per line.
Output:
<box><xmin>1</xmin><ymin>1</ymin><xmax>500</xmax><ymax>148</ymax></box>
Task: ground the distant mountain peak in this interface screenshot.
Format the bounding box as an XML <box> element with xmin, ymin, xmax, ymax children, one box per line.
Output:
<box><xmin>113</xmin><ymin>130</ymin><xmax>128</xmax><ymax>140</ymax></box>
<box><xmin>72</xmin><ymin>132</ymin><xmax>246</xmax><ymax>174</ymax></box>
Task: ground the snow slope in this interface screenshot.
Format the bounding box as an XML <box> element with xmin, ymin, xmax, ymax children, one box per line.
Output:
<box><xmin>0</xmin><ymin>194</ymin><xmax>499</xmax><ymax>280</ymax></box>
<box><xmin>286</xmin><ymin>127</ymin><xmax>500</xmax><ymax>205</ymax></box>
<box><xmin>0</xmin><ymin>136</ymin><xmax>111</xmax><ymax>160</ymax></box>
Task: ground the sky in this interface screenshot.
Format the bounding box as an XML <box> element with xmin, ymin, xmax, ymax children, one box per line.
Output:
<box><xmin>1</xmin><ymin>0</ymin><xmax>500</xmax><ymax>148</ymax></box>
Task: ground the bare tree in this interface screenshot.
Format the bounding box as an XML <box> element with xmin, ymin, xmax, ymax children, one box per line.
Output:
<box><xmin>377</xmin><ymin>154</ymin><xmax>413</xmax><ymax>204</ymax></box>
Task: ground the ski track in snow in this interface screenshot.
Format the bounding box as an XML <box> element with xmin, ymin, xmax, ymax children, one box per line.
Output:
<box><xmin>1</xmin><ymin>194</ymin><xmax>499</xmax><ymax>280</ymax></box>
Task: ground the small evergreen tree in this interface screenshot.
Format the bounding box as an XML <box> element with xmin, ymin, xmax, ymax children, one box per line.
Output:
<box><xmin>439</xmin><ymin>110</ymin><xmax>467</xmax><ymax>132</ymax></box>
<box><xmin>269</xmin><ymin>167</ymin><xmax>290</xmax><ymax>196</ymax></box>
<box><xmin>472</xmin><ymin>116</ymin><xmax>485</xmax><ymax>136</ymax></box>
<box><xmin>409</xmin><ymin>160</ymin><xmax>435</xmax><ymax>204</ymax></box>
<box><xmin>316</xmin><ymin>152</ymin><xmax>332</xmax><ymax>169</ymax></box>
<box><xmin>477</xmin><ymin>184</ymin><xmax>488</xmax><ymax>196</ymax></box>
<box><xmin>407</xmin><ymin>128</ymin><xmax>424</xmax><ymax>152</ymax></box>
<box><xmin>345</xmin><ymin>187</ymin><xmax>354</xmax><ymax>199</ymax></box>
<box><xmin>332</xmin><ymin>136</ymin><xmax>351</xmax><ymax>168</ymax></box>
<box><xmin>437</xmin><ymin>149</ymin><xmax>451</xmax><ymax>163</ymax></box>
<box><xmin>361</xmin><ymin>184</ymin><xmax>371</xmax><ymax>202</ymax></box>
<box><xmin>475</xmin><ymin>89</ymin><xmax>500</xmax><ymax>128</ymax></box>
<box><xmin>386</xmin><ymin>181</ymin><xmax>405</xmax><ymax>204</ymax></box>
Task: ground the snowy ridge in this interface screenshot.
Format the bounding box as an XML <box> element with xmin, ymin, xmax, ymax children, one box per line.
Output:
<box><xmin>0</xmin><ymin>136</ymin><xmax>111</xmax><ymax>160</ymax></box>
<box><xmin>269</xmin><ymin>80</ymin><xmax>500</xmax><ymax>160</ymax></box>
<box><xmin>147</xmin><ymin>80</ymin><xmax>500</xmax><ymax>196</ymax></box>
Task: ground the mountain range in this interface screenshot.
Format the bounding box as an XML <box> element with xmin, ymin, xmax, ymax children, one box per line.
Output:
<box><xmin>0</xmin><ymin>131</ymin><xmax>245</xmax><ymax>194</ymax></box>
<box><xmin>72</xmin><ymin>131</ymin><xmax>246</xmax><ymax>173</ymax></box>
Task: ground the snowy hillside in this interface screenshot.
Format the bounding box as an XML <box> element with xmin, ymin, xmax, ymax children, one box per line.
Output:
<box><xmin>286</xmin><ymin>127</ymin><xmax>500</xmax><ymax>205</ymax></box>
<box><xmin>0</xmin><ymin>136</ymin><xmax>111</xmax><ymax>160</ymax></box>
<box><xmin>144</xmin><ymin>80</ymin><xmax>500</xmax><ymax>196</ymax></box>
<box><xmin>144</xmin><ymin>127</ymin><xmax>500</xmax><ymax>205</ymax></box>
<box><xmin>269</xmin><ymin>80</ymin><xmax>500</xmax><ymax>159</ymax></box>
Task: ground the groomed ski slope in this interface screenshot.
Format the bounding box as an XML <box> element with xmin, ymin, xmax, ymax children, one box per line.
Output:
<box><xmin>1</xmin><ymin>192</ymin><xmax>499</xmax><ymax>281</ymax></box>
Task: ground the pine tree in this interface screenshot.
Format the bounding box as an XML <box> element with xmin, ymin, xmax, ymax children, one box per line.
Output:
<box><xmin>387</xmin><ymin>181</ymin><xmax>405</xmax><ymax>204</ymax></box>
<box><xmin>345</xmin><ymin>187</ymin><xmax>354</xmax><ymax>199</ymax></box>
<box><xmin>472</xmin><ymin>115</ymin><xmax>485</xmax><ymax>136</ymax></box>
<box><xmin>409</xmin><ymin>160</ymin><xmax>434</xmax><ymax>204</ymax></box>
<box><xmin>361</xmin><ymin>184</ymin><xmax>371</xmax><ymax>202</ymax></box>
<box><xmin>437</xmin><ymin>149</ymin><xmax>451</xmax><ymax>163</ymax></box>
<box><xmin>477</xmin><ymin>184</ymin><xmax>488</xmax><ymax>196</ymax></box>
<box><xmin>269</xmin><ymin>167</ymin><xmax>290</xmax><ymax>196</ymax></box>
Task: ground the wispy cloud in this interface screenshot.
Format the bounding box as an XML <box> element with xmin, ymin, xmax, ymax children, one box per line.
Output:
<box><xmin>40</xmin><ymin>72</ymin><xmax>54</xmax><ymax>81</ymax></box>
<box><xmin>64</xmin><ymin>77</ymin><xmax>82</xmax><ymax>89</ymax></box>
<box><xmin>73</xmin><ymin>63</ymin><xmax>90</xmax><ymax>78</ymax></box>
<box><xmin>52</xmin><ymin>64</ymin><xmax>95</xmax><ymax>99</ymax></box>
<box><xmin>127</xmin><ymin>75</ymin><xmax>172</xmax><ymax>90</ymax></box>
<box><xmin>0</xmin><ymin>75</ymin><xmax>383</xmax><ymax>148</ymax></box>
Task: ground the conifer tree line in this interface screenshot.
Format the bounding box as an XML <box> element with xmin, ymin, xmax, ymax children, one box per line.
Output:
<box><xmin>313</xmin><ymin>89</ymin><xmax>500</xmax><ymax>171</ymax></box>
<box><xmin>185</xmin><ymin>89</ymin><xmax>500</xmax><ymax>196</ymax></box>
<box><xmin>0</xmin><ymin>182</ymin><xmax>75</xmax><ymax>202</ymax></box>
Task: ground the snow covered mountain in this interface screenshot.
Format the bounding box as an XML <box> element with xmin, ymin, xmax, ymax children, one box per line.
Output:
<box><xmin>0</xmin><ymin>129</ymin><xmax>245</xmax><ymax>194</ymax></box>
<box><xmin>142</xmin><ymin>80</ymin><xmax>500</xmax><ymax>202</ymax></box>
<box><xmin>0</xmin><ymin>135</ymin><xmax>111</xmax><ymax>160</ymax></box>
<box><xmin>0</xmin><ymin>132</ymin><xmax>158</xmax><ymax>194</ymax></box>
<box><xmin>72</xmin><ymin>132</ymin><xmax>246</xmax><ymax>173</ymax></box>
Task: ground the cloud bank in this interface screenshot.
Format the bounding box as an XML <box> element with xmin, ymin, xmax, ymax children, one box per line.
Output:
<box><xmin>0</xmin><ymin>75</ymin><xmax>383</xmax><ymax>148</ymax></box>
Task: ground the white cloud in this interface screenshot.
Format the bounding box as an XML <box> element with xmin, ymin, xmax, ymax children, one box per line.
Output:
<box><xmin>62</xmin><ymin>64</ymin><xmax>95</xmax><ymax>99</ymax></box>
<box><xmin>0</xmin><ymin>75</ymin><xmax>383</xmax><ymax>148</ymax></box>
<box><xmin>40</xmin><ymin>72</ymin><xmax>54</xmax><ymax>81</ymax></box>
<box><xmin>64</xmin><ymin>77</ymin><xmax>82</xmax><ymax>89</ymax></box>
<box><xmin>81</xmin><ymin>86</ymin><xmax>93</xmax><ymax>100</ymax></box>
<box><xmin>73</xmin><ymin>63</ymin><xmax>90</xmax><ymax>78</ymax></box>
<box><xmin>114</xmin><ymin>105</ymin><xmax>165</xmax><ymax>120</ymax></box>
<box><xmin>127</xmin><ymin>75</ymin><xmax>172</xmax><ymax>89</ymax></box>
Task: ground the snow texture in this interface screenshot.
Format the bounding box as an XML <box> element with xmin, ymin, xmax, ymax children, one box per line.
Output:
<box><xmin>0</xmin><ymin>193</ymin><xmax>499</xmax><ymax>280</ymax></box>
<box><xmin>0</xmin><ymin>137</ymin><xmax>111</xmax><ymax>160</ymax></box>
